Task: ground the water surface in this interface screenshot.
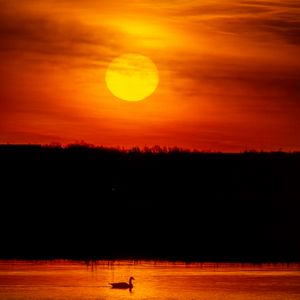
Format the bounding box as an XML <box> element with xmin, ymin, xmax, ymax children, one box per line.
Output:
<box><xmin>0</xmin><ymin>260</ymin><xmax>299</xmax><ymax>300</ymax></box>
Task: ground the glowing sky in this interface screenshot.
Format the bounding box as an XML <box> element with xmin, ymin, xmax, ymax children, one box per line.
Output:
<box><xmin>1</xmin><ymin>0</ymin><xmax>300</xmax><ymax>151</ymax></box>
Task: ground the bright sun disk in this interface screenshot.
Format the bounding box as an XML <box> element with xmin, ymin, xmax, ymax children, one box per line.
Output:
<box><xmin>105</xmin><ymin>53</ymin><xmax>159</xmax><ymax>102</ymax></box>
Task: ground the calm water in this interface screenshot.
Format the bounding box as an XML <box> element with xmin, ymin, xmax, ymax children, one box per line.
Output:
<box><xmin>0</xmin><ymin>260</ymin><xmax>300</xmax><ymax>300</ymax></box>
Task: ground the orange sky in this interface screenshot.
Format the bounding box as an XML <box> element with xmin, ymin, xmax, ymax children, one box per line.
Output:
<box><xmin>1</xmin><ymin>0</ymin><xmax>300</xmax><ymax>151</ymax></box>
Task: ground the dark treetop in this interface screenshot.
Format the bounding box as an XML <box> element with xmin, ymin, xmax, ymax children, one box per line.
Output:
<box><xmin>1</xmin><ymin>144</ymin><xmax>300</xmax><ymax>262</ymax></box>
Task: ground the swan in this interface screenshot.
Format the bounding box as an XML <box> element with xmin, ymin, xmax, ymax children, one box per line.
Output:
<box><xmin>109</xmin><ymin>276</ymin><xmax>135</xmax><ymax>289</ymax></box>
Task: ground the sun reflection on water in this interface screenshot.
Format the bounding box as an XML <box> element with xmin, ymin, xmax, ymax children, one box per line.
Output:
<box><xmin>0</xmin><ymin>260</ymin><xmax>300</xmax><ymax>300</ymax></box>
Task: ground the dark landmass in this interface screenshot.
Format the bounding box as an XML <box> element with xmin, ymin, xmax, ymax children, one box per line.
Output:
<box><xmin>0</xmin><ymin>144</ymin><xmax>300</xmax><ymax>262</ymax></box>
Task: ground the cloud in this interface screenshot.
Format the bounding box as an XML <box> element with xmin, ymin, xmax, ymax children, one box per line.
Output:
<box><xmin>167</xmin><ymin>52</ymin><xmax>300</xmax><ymax>118</ymax></box>
<box><xmin>242</xmin><ymin>1</ymin><xmax>300</xmax><ymax>9</ymax></box>
<box><xmin>165</xmin><ymin>0</ymin><xmax>300</xmax><ymax>45</ymax></box>
<box><xmin>209</xmin><ymin>15</ymin><xmax>300</xmax><ymax>45</ymax></box>
<box><xmin>172</xmin><ymin>2</ymin><xmax>273</xmax><ymax>17</ymax></box>
<box><xmin>0</xmin><ymin>7</ymin><xmax>122</xmax><ymax>68</ymax></box>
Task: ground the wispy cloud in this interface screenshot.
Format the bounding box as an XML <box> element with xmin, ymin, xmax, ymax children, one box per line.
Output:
<box><xmin>0</xmin><ymin>7</ymin><xmax>122</xmax><ymax>68</ymax></box>
<box><xmin>159</xmin><ymin>0</ymin><xmax>300</xmax><ymax>45</ymax></box>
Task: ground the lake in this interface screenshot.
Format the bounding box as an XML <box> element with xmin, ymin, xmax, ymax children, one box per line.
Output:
<box><xmin>0</xmin><ymin>260</ymin><xmax>299</xmax><ymax>300</ymax></box>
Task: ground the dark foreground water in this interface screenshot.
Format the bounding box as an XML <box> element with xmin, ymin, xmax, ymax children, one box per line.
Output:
<box><xmin>0</xmin><ymin>260</ymin><xmax>300</xmax><ymax>300</ymax></box>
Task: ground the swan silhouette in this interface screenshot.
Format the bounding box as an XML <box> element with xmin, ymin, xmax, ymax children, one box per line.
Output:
<box><xmin>109</xmin><ymin>276</ymin><xmax>135</xmax><ymax>289</ymax></box>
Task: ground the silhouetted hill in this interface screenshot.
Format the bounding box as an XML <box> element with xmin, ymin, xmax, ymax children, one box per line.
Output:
<box><xmin>1</xmin><ymin>144</ymin><xmax>300</xmax><ymax>262</ymax></box>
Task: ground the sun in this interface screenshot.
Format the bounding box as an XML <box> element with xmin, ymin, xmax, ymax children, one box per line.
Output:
<box><xmin>105</xmin><ymin>53</ymin><xmax>159</xmax><ymax>102</ymax></box>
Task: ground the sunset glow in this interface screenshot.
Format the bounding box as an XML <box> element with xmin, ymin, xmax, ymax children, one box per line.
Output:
<box><xmin>1</xmin><ymin>0</ymin><xmax>300</xmax><ymax>151</ymax></box>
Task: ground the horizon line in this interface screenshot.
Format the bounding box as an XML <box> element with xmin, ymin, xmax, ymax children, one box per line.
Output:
<box><xmin>0</xmin><ymin>143</ymin><xmax>299</xmax><ymax>154</ymax></box>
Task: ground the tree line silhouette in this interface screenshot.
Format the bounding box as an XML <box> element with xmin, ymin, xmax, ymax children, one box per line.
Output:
<box><xmin>1</xmin><ymin>144</ymin><xmax>299</xmax><ymax>262</ymax></box>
